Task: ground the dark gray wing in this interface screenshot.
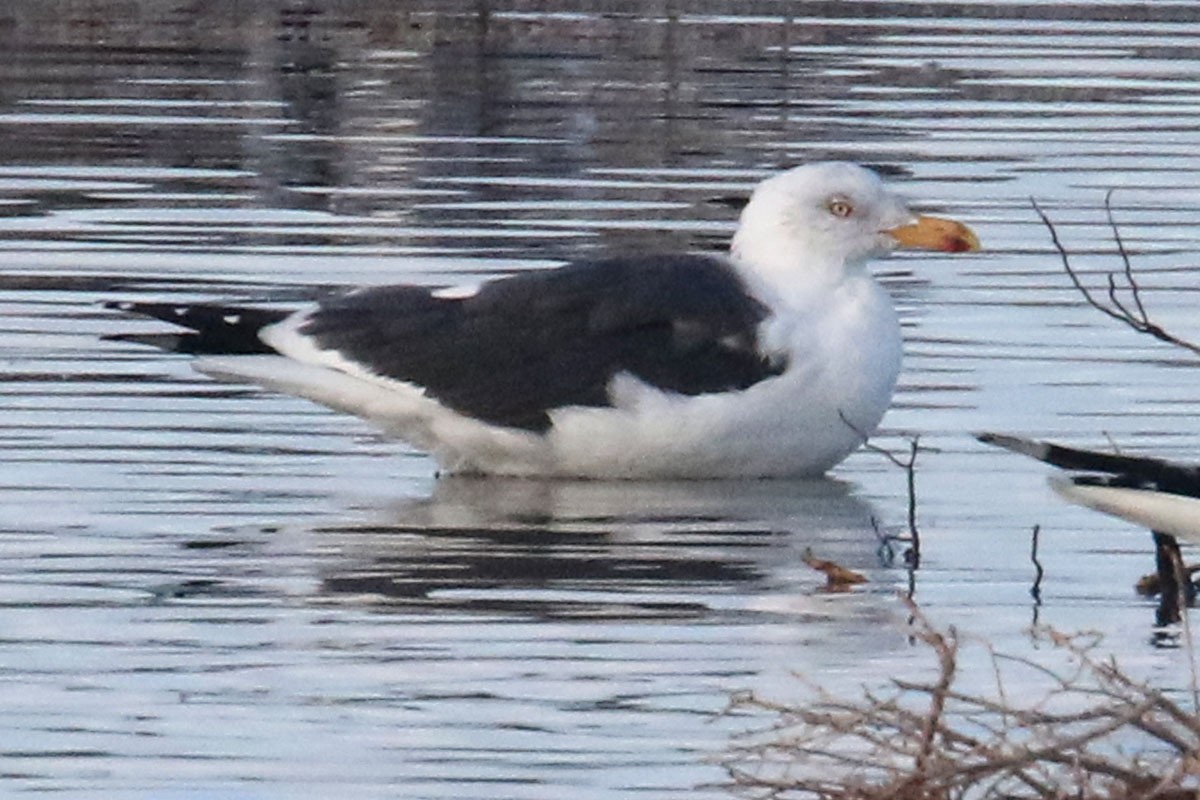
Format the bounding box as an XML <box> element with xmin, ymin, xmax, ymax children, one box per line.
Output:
<box><xmin>300</xmin><ymin>254</ymin><xmax>786</xmax><ymax>431</ymax></box>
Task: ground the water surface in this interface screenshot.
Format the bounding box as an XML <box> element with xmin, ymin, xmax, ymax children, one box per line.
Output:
<box><xmin>4</xmin><ymin>3</ymin><xmax>1200</xmax><ymax>797</ymax></box>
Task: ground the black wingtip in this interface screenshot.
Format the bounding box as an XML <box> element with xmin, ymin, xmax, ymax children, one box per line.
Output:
<box><xmin>976</xmin><ymin>431</ymin><xmax>1051</xmax><ymax>461</ymax></box>
<box><xmin>977</xmin><ymin>431</ymin><xmax>1192</xmax><ymax>484</ymax></box>
<box><xmin>103</xmin><ymin>300</ymin><xmax>289</xmax><ymax>355</ymax></box>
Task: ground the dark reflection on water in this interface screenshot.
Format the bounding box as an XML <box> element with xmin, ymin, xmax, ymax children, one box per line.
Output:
<box><xmin>4</xmin><ymin>2</ymin><xmax>1200</xmax><ymax>798</ymax></box>
<box><xmin>316</xmin><ymin>478</ymin><xmax>883</xmax><ymax>618</ymax></box>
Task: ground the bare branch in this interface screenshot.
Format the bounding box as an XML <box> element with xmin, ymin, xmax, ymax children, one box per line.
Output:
<box><xmin>1030</xmin><ymin>197</ymin><xmax>1128</xmax><ymax>325</ymax></box>
<box><xmin>1033</xmin><ymin>197</ymin><xmax>1200</xmax><ymax>357</ymax></box>
<box><xmin>721</xmin><ymin>595</ymin><xmax>1200</xmax><ymax>799</ymax></box>
<box><xmin>1105</xmin><ymin>188</ymin><xmax>1149</xmax><ymax>323</ymax></box>
<box><xmin>1106</xmin><ymin>271</ymin><xmax>1138</xmax><ymax>321</ymax></box>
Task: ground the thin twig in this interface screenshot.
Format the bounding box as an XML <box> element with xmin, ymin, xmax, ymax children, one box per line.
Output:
<box><xmin>1030</xmin><ymin>524</ymin><xmax>1044</xmax><ymax>604</ymax></box>
<box><xmin>913</xmin><ymin>618</ymin><xmax>955</xmax><ymax>778</ymax></box>
<box><xmin>1170</xmin><ymin>541</ymin><xmax>1200</xmax><ymax>715</ymax></box>
<box><xmin>870</xmin><ymin>515</ymin><xmax>899</xmax><ymax>567</ymax></box>
<box><xmin>1031</xmin><ymin>197</ymin><xmax>1126</xmax><ymax>324</ymax></box>
<box><xmin>1105</xmin><ymin>188</ymin><xmax>1149</xmax><ymax>322</ymax></box>
<box><xmin>839</xmin><ymin>411</ymin><xmax>924</xmax><ymax>568</ymax></box>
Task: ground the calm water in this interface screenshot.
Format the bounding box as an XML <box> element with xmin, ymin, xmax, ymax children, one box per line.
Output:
<box><xmin>5</xmin><ymin>3</ymin><xmax>1200</xmax><ymax>797</ymax></box>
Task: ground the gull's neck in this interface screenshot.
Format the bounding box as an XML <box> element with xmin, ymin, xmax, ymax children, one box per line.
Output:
<box><xmin>730</xmin><ymin>229</ymin><xmax>870</xmax><ymax>308</ymax></box>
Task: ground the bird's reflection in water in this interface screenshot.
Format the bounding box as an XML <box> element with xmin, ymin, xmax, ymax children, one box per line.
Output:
<box><xmin>316</xmin><ymin>477</ymin><xmax>898</xmax><ymax>621</ymax></box>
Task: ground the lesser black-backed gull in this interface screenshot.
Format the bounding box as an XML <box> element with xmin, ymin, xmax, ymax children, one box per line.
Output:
<box><xmin>108</xmin><ymin>162</ymin><xmax>980</xmax><ymax>479</ymax></box>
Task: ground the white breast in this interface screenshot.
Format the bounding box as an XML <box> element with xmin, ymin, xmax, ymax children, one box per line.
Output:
<box><xmin>541</xmin><ymin>273</ymin><xmax>902</xmax><ymax>479</ymax></box>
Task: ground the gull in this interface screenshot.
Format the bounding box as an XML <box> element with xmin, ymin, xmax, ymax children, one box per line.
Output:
<box><xmin>978</xmin><ymin>432</ymin><xmax>1200</xmax><ymax>544</ymax></box>
<box><xmin>979</xmin><ymin>431</ymin><xmax>1200</xmax><ymax>621</ymax></box>
<box><xmin>108</xmin><ymin>162</ymin><xmax>979</xmax><ymax>479</ymax></box>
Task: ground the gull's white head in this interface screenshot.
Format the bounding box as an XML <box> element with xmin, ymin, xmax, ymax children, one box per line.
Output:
<box><xmin>730</xmin><ymin>162</ymin><xmax>979</xmax><ymax>293</ymax></box>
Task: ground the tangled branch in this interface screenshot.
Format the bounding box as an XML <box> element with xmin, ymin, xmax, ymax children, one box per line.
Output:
<box><xmin>722</xmin><ymin>597</ymin><xmax>1200</xmax><ymax>799</ymax></box>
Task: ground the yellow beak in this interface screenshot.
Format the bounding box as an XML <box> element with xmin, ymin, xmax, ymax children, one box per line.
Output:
<box><xmin>886</xmin><ymin>215</ymin><xmax>981</xmax><ymax>253</ymax></box>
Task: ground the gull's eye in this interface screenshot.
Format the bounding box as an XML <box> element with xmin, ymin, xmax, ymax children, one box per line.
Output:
<box><xmin>827</xmin><ymin>199</ymin><xmax>854</xmax><ymax>218</ymax></box>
